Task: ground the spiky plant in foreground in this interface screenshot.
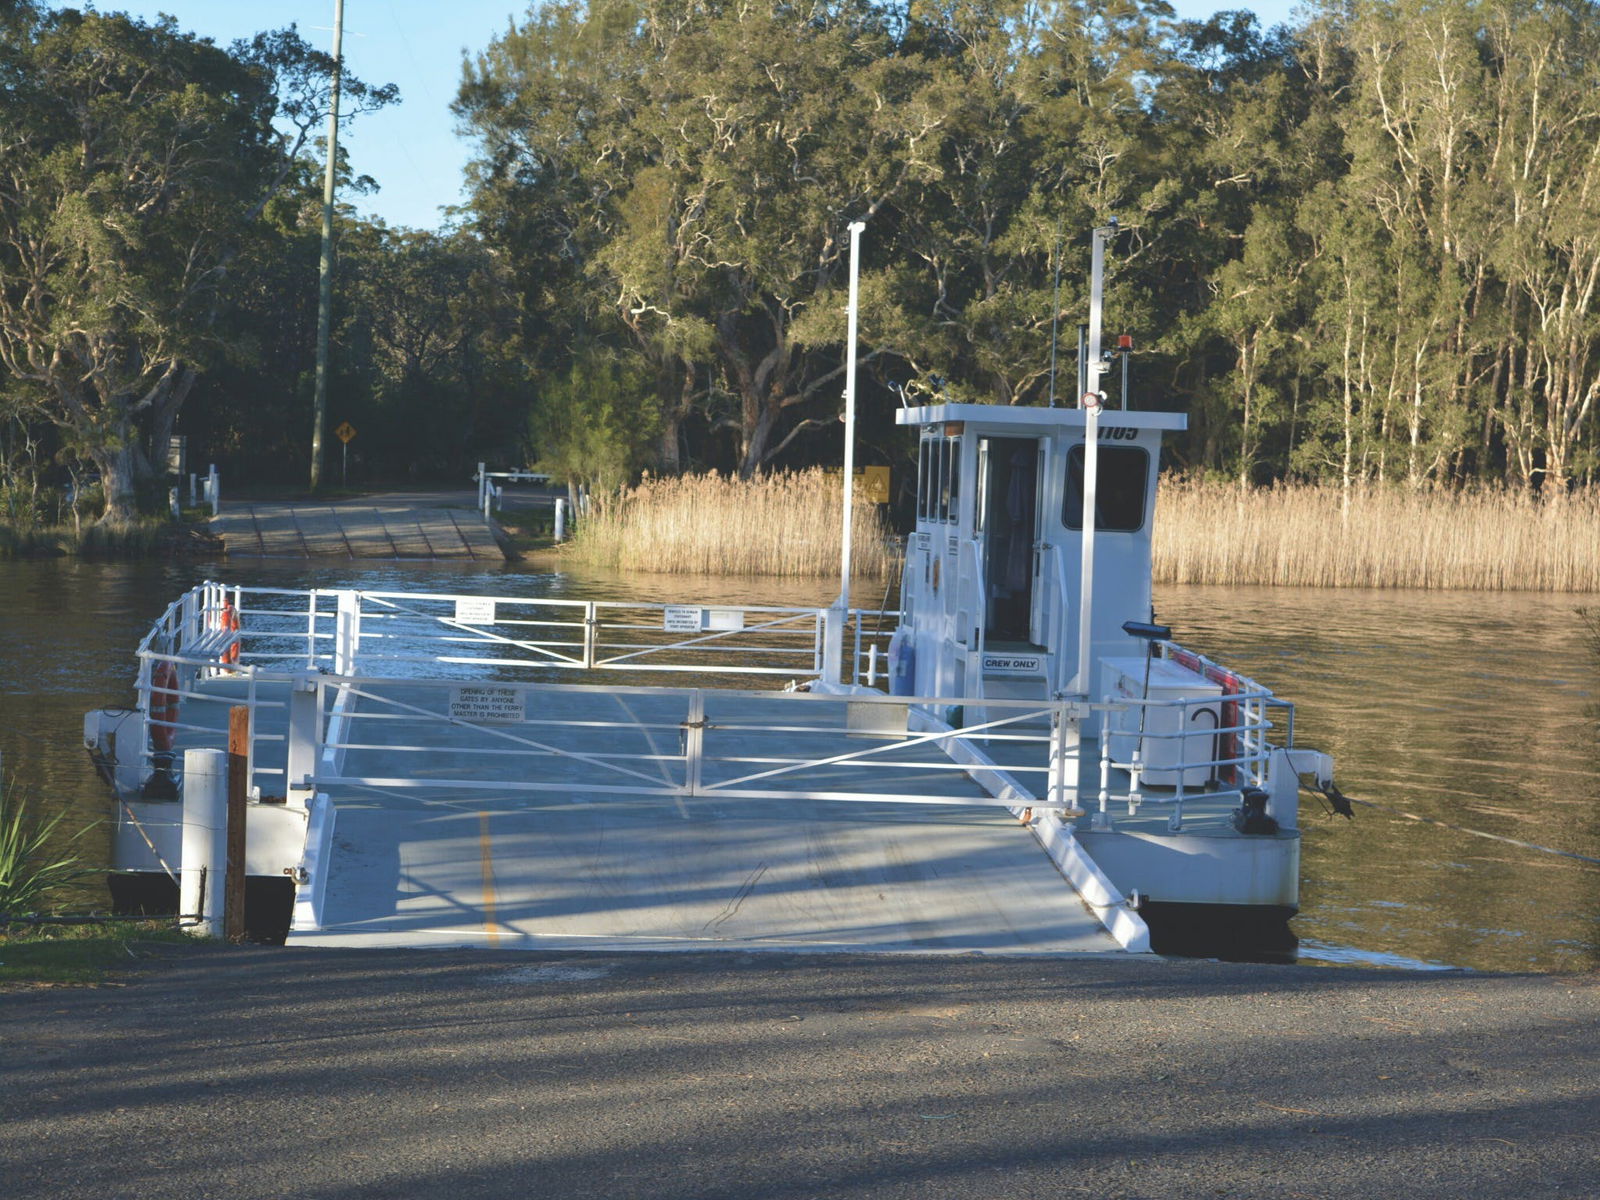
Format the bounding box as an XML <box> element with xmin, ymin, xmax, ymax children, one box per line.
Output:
<box><xmin>0</xmin><ymin>781</ymin><xmax>94</xmax><ymax>918</ymax></box>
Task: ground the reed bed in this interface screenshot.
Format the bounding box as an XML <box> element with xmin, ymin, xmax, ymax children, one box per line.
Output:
<box><xmin>1155</xmin><ymin>479</ymin><xmax>1600</xmax><ymax>592</ymax></box>
<box><xmin>567</xmin><ymin>469</ymin><xmax>897</xmax><ymax>577</ymax></box>
<box><xmin>0</xmin><ymin>519</ymin><xmax>166</xmax><ymax>560</ymax></box>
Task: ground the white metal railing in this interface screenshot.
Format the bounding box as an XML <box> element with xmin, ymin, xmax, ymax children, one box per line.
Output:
<box><xmin>125</xmin><ymin>583</ymin><xmax>1281</xmax><ymax>831</ymax></box>
<box><xmin>127</xmin><ymin>583</ymin><xmax>896</xmax><ymax>796</ymax></box>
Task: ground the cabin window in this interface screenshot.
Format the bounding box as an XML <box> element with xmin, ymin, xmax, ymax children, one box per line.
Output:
<box><xmin>935</xmin><ymin>436</ymin><xmax>951</xmax><ymax>522</ymax></box>
<box><xmin>1063</xmin><ymin>444</ymin><xmax>1149</xmax><ymax>532</ymax></box>
<box><xmin>944</xmin><ymin>436</ymin><xmax>960</xmax><ymax>523</ymax></box>
<box><xmin>917</xmin><ymin>437</ymin><xmax>933</xmax><ymax>521</ymax></box>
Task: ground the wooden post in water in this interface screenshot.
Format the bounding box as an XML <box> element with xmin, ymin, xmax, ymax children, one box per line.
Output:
<box><xmin>226</xmin><ymin>705</ymin><xmax>250</xmax><ymax>943</ymax></box>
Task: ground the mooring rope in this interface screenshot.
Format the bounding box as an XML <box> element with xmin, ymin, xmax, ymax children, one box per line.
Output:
<box><xmin>116</xmin><ymin>797</ymin><xmax>181</xmax><ymax>883</ymax></box>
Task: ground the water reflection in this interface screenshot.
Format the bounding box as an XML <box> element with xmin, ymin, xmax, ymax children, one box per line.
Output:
<box><xmin>1156</xmin><ymin>585</ymin><xmax>1600</xmax><ymax>973</ymax></box>
<box><xmin>3</xmin><ymin>558</ymin><xmax>1596</xmax><ymax>971</ymax></box>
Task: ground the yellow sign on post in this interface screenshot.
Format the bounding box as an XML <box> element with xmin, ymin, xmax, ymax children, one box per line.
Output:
<box><xmin>334</xmin><ymin>421</ymin><xmax>357</xmax><ymax>444</ymax></box>
<box><xmin>825</xmin><ymin>465</ymin><xmax>890</xmax><ymax>503</ymax></box>
<box><xmin>859</xmin><ymin>465</ymin><xmax>890</xmax><ymax>504</ymax></box>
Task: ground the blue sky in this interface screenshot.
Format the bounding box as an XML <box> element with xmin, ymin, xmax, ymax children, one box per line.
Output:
<box><xmin>69</xmin><ymin>2</ymin><xmax>1304</xmax><ymax>231</ymax></box>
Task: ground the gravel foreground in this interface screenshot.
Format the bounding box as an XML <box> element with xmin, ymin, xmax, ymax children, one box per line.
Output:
<box><xmin>4</xmin><ymin>946</ymin><xmax>1598</xmax><ymax>1199</ymax></box>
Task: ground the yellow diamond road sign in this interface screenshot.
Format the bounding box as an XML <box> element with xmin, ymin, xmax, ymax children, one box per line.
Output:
<box><xmin>334</xmin><ymin>421</ymin><xmax>356</xmax><ymax>444</ymax></box>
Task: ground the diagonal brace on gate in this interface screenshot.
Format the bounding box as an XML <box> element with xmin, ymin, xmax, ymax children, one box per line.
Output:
<box><xmin>699</xmin><ymin>706</ymin><xmax>1061</xmax><ymax>792</ymax></box>
<box><xmin>360</xmin><ymin>593</ymin><xmax>584</xmax><ymax>666</ymax></box>
<box><xmin>593</xmin><ymin>610</ymin><xmax>819</xmax><ymax>668</ymax></box>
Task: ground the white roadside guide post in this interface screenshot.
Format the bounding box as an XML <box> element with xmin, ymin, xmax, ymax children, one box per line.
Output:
<box><xmin>180</xmin><ymin>748</ymin><xmax>228</xmax><ymax>937</ymax></box>
<box><xmin>825</xmin><ymin>218</ymin><xmax>867</xmax><ymax>686</ymax></box>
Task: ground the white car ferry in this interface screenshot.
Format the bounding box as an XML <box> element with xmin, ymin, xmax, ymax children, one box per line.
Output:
<box><xmin>85</xmin><ymin>227</ymin><xmax>1342</xmax><ymax>956</ymax></box>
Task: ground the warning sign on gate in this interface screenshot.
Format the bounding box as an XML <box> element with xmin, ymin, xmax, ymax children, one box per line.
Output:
<box><xmin>449</xmin><ymin>686</ymin><xmax>524</xmax><ymax>724</ymax></box>
<box><xmin>664</xmin><ymin>606</ymin><xmax>703</xmax><ymax>633</ymax></box>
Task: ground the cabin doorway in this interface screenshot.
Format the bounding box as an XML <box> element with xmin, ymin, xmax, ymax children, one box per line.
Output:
<box><xmin>977</xmin><ymin>437</ymin><xmax>1038</xmax><ymax>643</ymax></box>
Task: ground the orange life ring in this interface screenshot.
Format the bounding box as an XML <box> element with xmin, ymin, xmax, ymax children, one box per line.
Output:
<box><xmin>221</xmin><ymin>601</ymin><xmax>241</xmax><ymax>665</ymax></box>
<box><xmin>150</xmin><ymin>661</ymin><xmax>180</xmax><ymax>751</ymax></box>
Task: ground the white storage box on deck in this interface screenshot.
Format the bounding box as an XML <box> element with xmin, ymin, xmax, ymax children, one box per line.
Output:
<box><xmin>1100</xmin><ymin>656</ymin><xmax>1222</xmax><ymax>788</ymax></box>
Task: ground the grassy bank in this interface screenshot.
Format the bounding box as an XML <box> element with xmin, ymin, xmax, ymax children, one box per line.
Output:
<box><xmin>0</xmin><ymin>920</ymin><xmax>193</xmax><ymax>986</ymax></box>
<box><xmin>566</xmin><ymin>470</ymin><xmax>897</xmax><ymax>577</ymax></box>
<box><xmin>1155</xmin><ymin>479</ymin><xmax>1600</xmax><ymax>591</ymax></box>
<box><xmin>0</xmin><ymin>518</ymin><xmax>171</xmax><ymax>560</ymax></box>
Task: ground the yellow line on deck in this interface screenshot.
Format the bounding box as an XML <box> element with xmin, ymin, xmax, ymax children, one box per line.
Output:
<box><xmin>478</xmin><ymin>810</ymin><xmax>501</xmax><ymax>946</ymax></box>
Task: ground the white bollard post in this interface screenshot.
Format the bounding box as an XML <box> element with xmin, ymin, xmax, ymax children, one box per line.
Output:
<box><xmin>180</xmin><ymin>749</ymin><xmax>229</xmax><ymax>937</ymax></box>
<box><xmin>477</xmin><ymin>462</ymin><xmax>487</xmax><ymax>516</ymax></box>
<box><xmin>189</xmin><ymin>473</ymin><xmax>198</xmax><ymax>507</ymax></box>
<box><xmin>169</xmin><ymin>487</ymin><xmax>180</xmax><ymax>520</ymax></box>
<box><xmin>820</xmin><ymin>602</ymin><xmax>846</xmax><ymax>686</ymax></box>
<box><xmin>553</xmin><ymin>497</ymin><xmax>567</xmax><ymax>542</ymax></box>
<box><xmin>207</xmin><ymin>464</ymin><xmax>220</xmax><ymax>516</ymax></box>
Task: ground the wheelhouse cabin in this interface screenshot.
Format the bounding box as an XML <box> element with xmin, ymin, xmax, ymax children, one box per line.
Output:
<box><xmin>895</xmin><ymin>403</ymin><xmax>1185</xmax><ymax>720</ymax></box>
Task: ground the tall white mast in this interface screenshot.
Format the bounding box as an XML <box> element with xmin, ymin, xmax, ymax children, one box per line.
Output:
<box><xmin>1072</xmin><ymin>218</ymin><xmax>1116</xmax><ymax>695</ymax></box>
<box><xmin>838</xmin><ymin>219</ymin><xmax>866</xmax><ymax>611</ymax></box>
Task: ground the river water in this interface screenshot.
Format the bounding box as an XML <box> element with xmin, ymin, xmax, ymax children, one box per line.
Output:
<box><xmin>3</xmin><ymin>556</ymin><xmax>1596</xmax><ymax>973</ymax></box>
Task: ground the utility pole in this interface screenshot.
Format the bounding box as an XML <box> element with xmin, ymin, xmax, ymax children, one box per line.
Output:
<box><xmin>310</xmin><ymin>0</ymin><xmax>345</xmax><ymax>492</ymax></box>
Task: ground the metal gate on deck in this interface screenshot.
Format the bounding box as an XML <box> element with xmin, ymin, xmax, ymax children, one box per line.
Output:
<box><xmin>297</xmin><ymin>675</ymin><xmax>1079</xmax><ymax>811</ymax></box>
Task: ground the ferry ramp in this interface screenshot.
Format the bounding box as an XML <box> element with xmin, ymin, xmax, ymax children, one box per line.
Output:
<box><xmin>210</xmin><ymin>492</ymin><xmax>502</xmax><ymax>559</ymax></box>
<box><xmin>291</xmin><ymin>684</ymin><xmax>1120</xmax><ymax>955</ymax></box>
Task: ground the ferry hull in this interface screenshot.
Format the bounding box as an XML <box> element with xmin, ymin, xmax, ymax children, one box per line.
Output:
<box><xmin>1075</xmin><ymin>826</ymin><xmax>1300</xmax><ymax>909</ymax></box>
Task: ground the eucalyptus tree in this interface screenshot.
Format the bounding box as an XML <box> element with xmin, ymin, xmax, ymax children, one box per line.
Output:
<box><xmin>1477</xmin><ymin>0</ymin><xmax>1600</xmax><ymax>490</ymax></box>
<box><xmin>457</xmin><ymin>0</ymin><xmax>677</xmax><ymax>465</ymax></box>
<box><xmin>460</xmin><ymin>0</ymin><xmax>944</xmax><ymax>477</ymax></box>
<box><xmin>874</xmin><ymin>0</ymin><xmax>1193</xmax><ymax>410</ymax></box>
<box><xmin>0</xmin><ymin>8</ymin><xmax>393</xmax><ymax>522</ymax></box>
<box><xmin>1287</xmin><ymin>0</ymin><xmax>1600</xmax><ymax>492</ymax></box>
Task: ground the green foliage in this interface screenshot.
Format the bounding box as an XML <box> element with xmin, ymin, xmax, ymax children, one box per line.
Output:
<box><xmin>0</xmin><ymin>8</ymin><xmax>394</xmax><ymax>518</ymax></box>
<box><xmin>4</xmin><ymin>0</ymin><xmax>1600</xmax><ymax>500</ymax></box>
<box><xmin>528</xmin><ymin>346</ymin><xmax>660</xmax><ymax>495</ymax></box>
<box><xmin>0</xmin><ymin>783</ymin><xmax>94</xmax><ymax>918</ymax></box>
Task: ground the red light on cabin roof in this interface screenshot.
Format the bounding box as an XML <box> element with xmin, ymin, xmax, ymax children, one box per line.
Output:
<box><xmin>1118</xmin><ymin>334</ymin><xmax>1133</xmax><ymax>349</ymax></box>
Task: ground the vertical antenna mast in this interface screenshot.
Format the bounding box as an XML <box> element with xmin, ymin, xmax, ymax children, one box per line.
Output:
<box><xmin>1047</xmin><ymin>226</ymin><xmax>1063</xmax><ymax>406</ymax></box>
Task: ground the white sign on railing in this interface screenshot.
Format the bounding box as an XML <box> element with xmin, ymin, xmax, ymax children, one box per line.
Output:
<box><xmin>455</xmin><ymin>598</ymin><xmax>496</xmax><ymax>625</ymax></box>
<box><xmin>664</xmin><ymin>606</ymin><xmax>701</xmax><ymax>633</ymax></box>
<box><xmin>663</xmin><ymin>606</ymin><xmax>746</xmax><ymax>633</ymax></box>
<box><xmin>707</xmin><ymin>608</ymin><xmax>745</xmax><ymax>632</ymax></box>
<box><xmin>449</xmin><ymin>686</ymin><xmax>525</xmax><ymax>724</ymax></box>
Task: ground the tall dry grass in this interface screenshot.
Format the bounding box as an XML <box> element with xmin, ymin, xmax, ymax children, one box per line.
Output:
<box><xmin>567</xmin><ymin>469</ymin><xmax>898</xmax><ymax>577</ymax></box>
<box><xmin>1156</xmin><ymin>478</ymin><xmax>1600</xmax><ymax>592</ymax></box>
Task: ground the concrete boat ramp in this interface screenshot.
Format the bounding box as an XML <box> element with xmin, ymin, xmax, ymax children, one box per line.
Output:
<box><xmin>210</xmin><ymin>491</ymin><xmax>502</xmax><ymax>559</ymax></box>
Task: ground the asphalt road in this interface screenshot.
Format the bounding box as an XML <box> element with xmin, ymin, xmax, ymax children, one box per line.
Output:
<box><xmin>4</xmin><ymin>946</ymin><xmax>1598</xmax><ymax>1199</ymax></box>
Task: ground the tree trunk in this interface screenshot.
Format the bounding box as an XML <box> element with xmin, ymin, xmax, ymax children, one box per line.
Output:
<box><xmin>92</xmin><ymin>437</ymin><xmax>141</xmax><ymax>525</ymax></box>
<box><xmin>739</xmin><ymin>401</ymin><xmax>777</xmax><ymax>480</ymax></box>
